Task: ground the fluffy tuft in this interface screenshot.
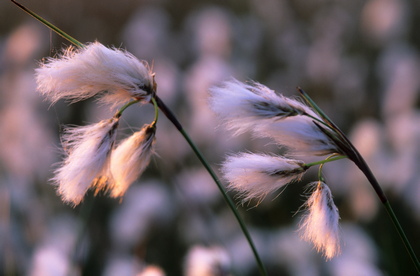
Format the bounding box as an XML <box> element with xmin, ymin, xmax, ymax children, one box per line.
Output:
<box><xmin>52</xmin><ymin>117</ymin><xmax>120</xmax><ymax>205</ymax></box>
<box><xmin>221</xmin><ymin>153</ymin><xmax>307</xmax><ymax>202</ymax></box>
<box><xmin>36</xmin><ymin>42</ymin><xmax>154</xmax><ymax>107</ymax></box>
<box><xmin>298</xmin><ymin>181</ymin><xmax>341</xmax><ymax>259</ymax></box>
<box><xmin>254</xmin><ymin>116</ymin><xmax>340</xmax><ymax>156</ymax></box>
<box><xmin>209</xmin><ymin>79</ymin><xmax>314</xmax><ymax>135</ymax></box>
<box><xmin>209</xmin><ymin>79</ymin><xmax>340</xmax><ymax>156</ymax></box>
<box><xmin>109</xmin><ymin>123</ymin><xmax>156</xmax><ymax>197</ymax></box>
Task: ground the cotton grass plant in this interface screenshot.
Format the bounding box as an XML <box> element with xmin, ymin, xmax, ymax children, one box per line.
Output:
<box><xmin>11</xmin><ymin>1</ymin><xmax>267</xmax><ymax>275</ymax></box>
<box><xmin>11</xmin><ymin>0</ymin><xmax>420</xmax><ymax>274</ymax></box>
<box><xmin>210</xmin><ymin>79</ymin><xmax>419</xmax><ymax>270</ymax></box>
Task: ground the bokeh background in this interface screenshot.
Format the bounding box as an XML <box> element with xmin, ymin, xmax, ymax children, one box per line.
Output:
<box><xmin>1</xmin><ymin>0</ymin><xmax>419</xmax><ymax>275</ymax></box>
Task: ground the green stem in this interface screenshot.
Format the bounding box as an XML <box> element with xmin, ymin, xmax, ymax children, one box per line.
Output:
<box><xmin>155</xmin><ymin>96</ymin><xmax>268</xmax><ymax>276</ymax></box>
<box><xmin>10</xmin><ymin>0</ymin><xmax>84</xmax><ymax>48</ymax></box>
<box><xmin>114</xmin><ymin>99</ymin><xmax>140</xmax><ymax>118</ymax></box>
<box><xmin>303</xmin><ymin>155</ymin><xmax>347</xmax><ymax>169</ymax></box>
<box><xmin>358</xmin><ymin>159</ymin><xmax>420</xmax><ymax>273</ymax></box>
<box><xmin>150</xmin><ymin>97</ymin><xmax>159</xmax><ymax>125</ymax></box>
<box><xmin>384</xmin><ymin>201</ymin><xmax>420</xmax><ymax>274</ymax></box>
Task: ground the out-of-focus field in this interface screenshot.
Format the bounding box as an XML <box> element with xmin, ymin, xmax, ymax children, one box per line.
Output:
<box><xmin>1</xmin><ymin>0</ymin><xmax>419</xmax><ymax>275</ymax></box>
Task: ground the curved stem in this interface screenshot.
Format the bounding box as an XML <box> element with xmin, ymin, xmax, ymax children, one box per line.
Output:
<box><xmin>10</xmin><ymin>0</ymin><xmax>84</xmax><ymax>48</ymax></box>
<box><xmin>155</xmin><ymin>96</ymin><xmax>268</xmax><ymax>276</ymax></box>
<box><xmin>114</xmin><ymin>99</ymin><xmax>140</xmax><ymax>118</ymax></box>
<box><xmin>356</xmin><ymin>159</ymin><xmax>420</xmax><ymax>273</ymax></box>
<box><xmin>303</xmin><ymin>155</ymin><xmax>347</xmax><ymax>169</ymax></box>
<box><xmin>150</xmin><ymin>97</ymin><xmax>159</xmax><ymax>125</ymax></box>
<box><xmin>384</xmin><ymin>201</ymin><xmax>420</xmax><ymax>274</ymax></box>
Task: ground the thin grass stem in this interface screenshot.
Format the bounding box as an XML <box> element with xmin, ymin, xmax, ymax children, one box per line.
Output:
<box><xmin>114</xmin><ymin>99</ymin><xmax>140</xmax><ymax>118</ymax></box>
<box><xmin>10</xmin><ymin>0</ymin><xmax>84</xmax><ymax>48</ymax></box>
<box><xmin>303</xmin><ymin>155</ymin><xmax>347</xmax><ymax>169</ymax></box>
<box><xmin>384</xmin><ymin>202</ymin><xmax>420</xmax><ymax>273</ymax></box>
<box><xmin>150</xmin><ymin>97</ymin><xmax>159</xmax><ymax>125</ymax></box>
<box><xmin>155</xmin><ymin>96</ymin><xmax>268</xmax><ymax>276</ymax></box>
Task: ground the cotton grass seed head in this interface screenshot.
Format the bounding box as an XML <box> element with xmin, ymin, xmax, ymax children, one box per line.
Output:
<box><xmin>109</xmin><ymin>123</ymin><xmax>156</xmax><ymax>198</ymax></box>
<box><xmin>209</xmin><ymin>79</ymin><xmax>341</xmax><ymax>156</ymax></box>
<box><xmin>221</xmin><ymin>153</ymin><xmax>307</xmax><ymax>202</ymax></box>
<box><xmin>209</xmin><ymin>79</ymin><xmax>315</xmax><ymax>135</ymax></box>
<box><xmin>52</xmin><ymin>117</ymin><xmax>120</xmax><ymax>205</ymax></box>
<box><xmin>36</xmin><ymin>42</ymin><xmax>155</xmax><ymax>107</ymax></box>
<box><xmin>254</xmin><ymin>116</ymin><xmax>341</xmax><ymax>156</ymax></box>
<box><xmin>298</xmin><ymin>181</ymin><xmax>341</xmax><ymax>260</ymax></box>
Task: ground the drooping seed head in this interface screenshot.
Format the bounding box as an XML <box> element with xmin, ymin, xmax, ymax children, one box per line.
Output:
<box><xmin>298</xmin><ymin>181</ymin><xmax>341</xmax><ymax>259</ymax></box>
<box><xmin>109</xmin><ymin>123</ymin><xmax>156</xmax><ymax>197</ymax></box>
<box><xmin>52</xmin><ymin>117</ymin><xmax>120</xmax><ymax>205</ymax></box>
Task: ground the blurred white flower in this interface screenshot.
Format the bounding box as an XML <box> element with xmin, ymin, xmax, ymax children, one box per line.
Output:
<box><xmin>109</xmin><ymin>123</ymin><xmax>156</xmax><ymax>197</ymax></box>
<box><xmin>52</xmin><ymin>117</ymin><xmax>119</xmax><ymax>205</ymax></box>
<box><xmin>30</xmin><ymin>246</ymin><xmax>73</xmax><ymax>276</ymax></box>
<box><xmin>221</xmin><ymin>153</ymin><xmax>307</xmax><ymax>202</ymax></box>
<box><xmin>36</xmin><ymin>41</ymin><xmax>154</xmax><ymax>107</ymax></box>
<box><xmin>184</xmin><ymin>245</ymin><xmax>230</xmax><ymax>276</ymax></box>
<box><xmin>109</xmin><ymin>182</ymin><xmax>173</xmax><ymax>249</ymax></box>
<box><xmin>298</xmin><ymin>181</ymin><xmax>341</xmax><ymax>260</ymax></box>
<box><xmin>268</xmin><ymin>228</ymin><xmax>318</xmax><ymax>276</ymax></box>
<box><xmin>327</xmin><ymin>224</ymin><xmax>383</xmax><ymax>276</ymax></box>
<box><xmin>102</xmin><ymin>255</ymin><xmax>142</xmax><ymax>276</ymax></box>
<box><xmin>138</xmin><ymin>265</ymin><xmax>166</xmax><ymax>276</ymax></box>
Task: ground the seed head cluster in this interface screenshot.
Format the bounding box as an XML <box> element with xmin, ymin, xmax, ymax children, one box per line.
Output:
<box><xmin>36</xmin><ymin>42</ymin><xmax>157</xmax><ymax>205</ymax></box>
<box><xmin>210</xmin><ymin>79</ymin><xmax>344</xmax><ymax>258</ymax></box>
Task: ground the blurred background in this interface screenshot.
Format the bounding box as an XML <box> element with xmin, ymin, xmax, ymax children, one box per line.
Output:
<box><xmin>1</xmin><ymin>0</ymin><xmax>419</xmax><ymax>275</ymax></box>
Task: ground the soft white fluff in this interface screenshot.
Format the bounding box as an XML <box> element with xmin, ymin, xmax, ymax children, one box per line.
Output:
<box><xmin>36</xmin><ymin>42</ymin><xmax>154</xmax><ymax>107</ymax></box>
<box><xmin>184</xmin><ymin>245</ymin><xmax>230</xmax><ymax>276</ymax></box>
<box><xmin>255</xmin><ymin>116</ymin><xmax>339</xmax><ymax>156</ymax></box>
<box><xmin>222</xmin><ymin>153</ymin><xmax>307</xmax><ymax>202</ymax></box>
<box><xmin>209</xmin><ymin>79</ymin><xmax>339</xmax><ymax>156</ymax></box>
<box><xmin>52</xmin><ymin>117</ymin><xmax>119</xmax><ymax>205</ymax></box>
<box><xmin>109</xmin><ymin>124</ymin><xmax>156</xmax><ymax>197</ymax></box>
<box><xmin>209</xmin><ymin>79</ymin><xmax>315</xmax><ymax>135</ymax></box>
<box><xmin>298</xmin><ymin>181</ymin><xmax>341</xmax><ymax>259</ymax></box>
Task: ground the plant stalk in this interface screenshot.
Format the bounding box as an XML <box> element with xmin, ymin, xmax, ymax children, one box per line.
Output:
<box><xmin>155</xmin><ymin>96</ymin><xmax>268</xmax><ymax>276</ymax></box>
<box><xmin>303</xmin><ymin>155</ymin><xmax>347</xmax><ymax>169</ymax></box>
<box><xmin>10</xmin><ymin>0</ymin><xmax>84</xmax><ymax>48</ymax></box>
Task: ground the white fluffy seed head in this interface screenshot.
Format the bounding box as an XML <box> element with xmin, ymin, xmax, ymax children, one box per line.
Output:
<box><xmin>36</xmin><ymin>42</ymin><xmax>154</xmax><ymax>107</ymax></box>
<box><xmin>221</xmin><ymin>153</ymin><xmax>307</xmax><ymax>202</ymax></box>
<box><xmin>209</xmin><ymin>79</ymin><xmax>314</xmax><ymax>135</ymax></box>
<box><xmin>109</xmin><ymin>123</ymin><xmax>156</xmax><ymax>198</ymax></box>
<box><xmin>209</xmin><ymin>79</ymin><xmax>340</xmax><ymax>156</ymax></box>
<box><xmin>298</xmin><ymin>181</ymin><xmax>341</xmax><ymax>260</ymax></box>
<box><xmin>52</xmin><ymin>117</ymin><xmax>120</xmax><ymax>206</ymax></box>
<box><xmin>254</xmin><ymin>116</ymin><xmax>340</xmax><ymax>156</ymax></box>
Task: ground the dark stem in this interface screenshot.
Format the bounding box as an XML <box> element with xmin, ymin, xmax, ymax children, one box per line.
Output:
<box><xmin>154</xmin><ymin>95</ymin><xmax>268</xmax><ymax>276</ymax></box>
<box><xmin>154</xmin><ymin>96</ymin><xmax>182</xmax><ymax>131</ymax></box>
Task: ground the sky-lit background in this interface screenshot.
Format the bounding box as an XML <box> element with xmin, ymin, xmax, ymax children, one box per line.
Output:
<box><xmin>1</xmin><ymin>0</ymin><xmax>419</xmax><ymax>275</ymax></box>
